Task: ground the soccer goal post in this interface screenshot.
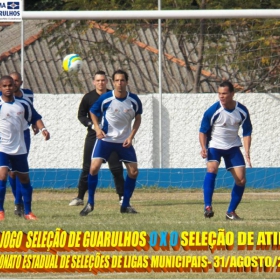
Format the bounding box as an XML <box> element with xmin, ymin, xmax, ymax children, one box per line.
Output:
<box><xmin>3</xmin><ymin>9</ymin><xmax>280</xmax><ymax>189</ymax></box>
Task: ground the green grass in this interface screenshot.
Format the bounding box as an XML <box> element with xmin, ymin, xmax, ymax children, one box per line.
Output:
<box><xmin>1</xmin><ymin>188</ymin><xmax>280</xmax><ymax>279</ymax></box>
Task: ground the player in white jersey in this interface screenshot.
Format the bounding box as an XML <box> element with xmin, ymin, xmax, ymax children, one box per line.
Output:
<box><xmin>0</xmin><ymin>76</ymin><xmax>50</xmax><ymax>221</ymax></box>
<box><xmin>8</xmin><ymin>72</ymin><xmax>42</xmax><ymax>216</ymax></box>
<box><xmin>79</xmin><ymin>69</ymin><xmax>142</xmax><ymax>216</ymax></box>
<box><xmin>199</xmin><ymin>81</ymin><xmax>252</xmax><ymax>220</ymax></box>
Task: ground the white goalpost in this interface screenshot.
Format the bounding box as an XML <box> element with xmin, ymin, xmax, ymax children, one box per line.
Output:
<box><xmin>23</xmin><ymin>9</ymin><xmax>280</xmax><ymax>20</ymax></box>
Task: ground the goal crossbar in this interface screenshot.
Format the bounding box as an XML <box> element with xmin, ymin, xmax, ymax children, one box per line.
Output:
<box><xmin>23</xmin><ymin>9</ymin><xmax>280</xmax><ymax>20</ymax></box>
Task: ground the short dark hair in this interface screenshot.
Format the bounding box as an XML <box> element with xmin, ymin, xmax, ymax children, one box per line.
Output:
<box><xmin>219</xmin><ymin>81</ymin><xmax>234</xmax><ymax>92</ymax></box>
<box><xmin>9</xmin><ymin>72</ymin><xmax>22</xmax><ymax>81</ymax></box>
<box><xmin>112</xmin><ymin>69</ymin><xmax>128</xmax><ymax>81</ymax></box>
<box><xmin>94</xmin><ymin>70</ymin><xmax>106</xmax><ymax>79</ymax></box>
<box><xmin>0</xmin><ymin>75</ymin><xmax>14</xmax><ymax>84</ymax></box>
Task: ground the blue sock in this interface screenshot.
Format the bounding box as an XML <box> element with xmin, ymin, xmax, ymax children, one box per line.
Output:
<box><xmin>122</xmin><ymin>176</ymin><xmax>136</xmax><ymax>208</ymax></box>
<box><xmin>203</xmin><ymin>172</ymin><xmax>217</xmax><ymax>208</ymax></box>
<box><xmin>21</xmin><ymin>182</ymin><xmax>33</xmax><ymax>214</ymax></box>
<box><xmin>8</xmin><ymin>176</ymin><xmax>16</xmax><ymax>201</ymax></box>
<box><xmin>0</xmin><ymin>180</ymin><xmax>7</xmax><ymax>211</ymax></box>
<box><xmin>15</xmin><ymin>177</ymin><xmax>23</xmax><ymax>204</ymax></box>
<box><xmin>227</xmin><ymin>184</ymin><xmax>245</xmax><ymax>213</ymax></box>
<box><xmin>88</xmin><ymin>174</ymin><xmax>98</xmax><ymax>206</ymax></box>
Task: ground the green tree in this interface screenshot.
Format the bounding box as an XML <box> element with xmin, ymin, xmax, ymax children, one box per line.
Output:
<box><xmin>25</xmin><ymin>0</ymin><xmax>65</xmax><ymax>11</ymax></box>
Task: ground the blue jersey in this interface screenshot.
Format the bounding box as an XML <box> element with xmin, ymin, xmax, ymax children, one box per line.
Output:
<box><xmin>199</xmin><ymin>101</ymin><xmax>252</xmax><ymax>150</ymax></box>
<box><xmin>0</xmin><ymin>97</ymin><xmax>41</xmax><ymax>155</ymax></box>
<box><xmin>19</xmin><ymin>88</ymin><xmax>34</xmax><ymax>104</ymax></box>
<box><xmin>90</xmin><ymin>90</ymin><xmax>143</xmax><ymax>143</ymax></box>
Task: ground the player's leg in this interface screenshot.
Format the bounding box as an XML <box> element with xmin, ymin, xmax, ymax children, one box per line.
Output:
<box><xmin>11</xmin><ymin>153</ymin><xmax>37</xmax><ymax>220</ymax></box>
<box><xmin>107</xmin><ymin>151</ymin><xmax>124</xmax><ymax>204</ymax></box>
<box><xmin>116</xmin><ymin>144</ymin><xmax>138</xmax><ymax>214</ymax></box>
<box><xmin>225</xmin><ymin>147</ymin><xmax>246</xmax><ymax>220</ymax></box>
<box><xmin>70</xmin><ymin>131</ymin><xmax>96</xmax><ymax>206</ymax></box>
<box><xmin>80</xmin><ymin>139</ymin><xmax>111</xmax><ymax>216</ymax></box>
<box><xmin>11</xmin><ymin>129</ymin><xmax>31</xmax><ymax>216</ymax></box>
<box><xmin>8</xmin><ymin>171</ymin><xmax>17</xmax><ymax>201</ymax></box>
<box><xmin>203</xmin><ymin>148</ymin><xmax>221</xmax><ymax>218</ymax></box>
<box><xmin>0</xmin><ymin>152</ymin><xmax>10</xmax><ymax>220</ymax></box>
<box><xmin>8</xmin><ymin>171</ymin><xmax>24</xmax><ymax>216</ymax></box>
<box><xmin>9</xmin><ymin>171</ymin><xmax>17</xmax><ymax>199</ymax></box>
<box><xmin>121</xmin><ymin>162</ymin><xmax>138</xmax><ymax>213</ymax></box>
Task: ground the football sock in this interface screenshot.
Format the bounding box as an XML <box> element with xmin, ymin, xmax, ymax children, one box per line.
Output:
<box><xmin>0</xmin><ymin>180</ymin><xmax>7</xmax><ymax>211</ymax></box>
<box><xmin>77</xmin><ymin>170</ymin><xmax>89</xmax><ymax>200</ymax></box>
<box><xmin>110</xmin><ymin>166</ymin><xmax>125</xmax><ymax>198</ymax></box>
<box><xmin>8</xmin><ymin>176</ymin><xmax>16</xmax><ymax>201</ymax></box>
<box><xmin>88</xmin><ymin>174</ymin><xmax>98</xmax><ymax>206</ymax></box>
<box><xmin>15</xmin><ymin>177</ymin><xmax>23</xmax><ymax>204</ymax></box>
<box><xmin>227</xmin><ymin>183</ymin><xmax>245</xmax><ymax>213</ymax></box>
<box><xmin>203</xmin><ymin>172</ymin><xmax>217</xmax><ymax>208</ymax></box>
<box><xmin>21</xmin><ymin>182</ymin><xmax>33</xmax><ymax>214</ymax></box>
<box><xmin>122</xmin><ymin>176</ymin><xmax>136</xmax><ymax>208</ymax></box>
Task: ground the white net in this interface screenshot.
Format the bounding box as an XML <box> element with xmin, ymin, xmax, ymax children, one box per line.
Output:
<box><xmin>1</xmin><ymin>14</ymin><xmax>280</xmax><ymax>189</ymax></box>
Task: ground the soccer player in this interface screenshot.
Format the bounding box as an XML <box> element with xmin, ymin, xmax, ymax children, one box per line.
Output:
<box><xmin>199</xmin><ymin>81</ymin><xmax>252</xmax><ymax>220</ymax></box>
<box><xmin>0</xmin><ymin>76</ymin><xmax>50</xmax><ymax>221</ymax></box>
<box><xmin>69</xmin><ymin>71</ymin><xmax>125</xmax><ymax>207</ymax></box>
<box><xmin>8</xmin><ymin>72</ymin><xmax>40</xmax><ymax>217</ymax></box>
<box><xmin>79</xmin><ymin>69</ymin><xmax>142</xmax><ymax>216</ymax></box>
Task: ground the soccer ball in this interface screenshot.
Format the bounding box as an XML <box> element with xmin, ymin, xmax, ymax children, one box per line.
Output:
<box><xmin>62</xmin><ymin>54</ymin><xmax>83</xmax><ymax>73</ymax></box>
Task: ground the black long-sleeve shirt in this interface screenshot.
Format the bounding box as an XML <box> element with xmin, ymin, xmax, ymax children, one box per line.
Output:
<box><xmin>77</xmin><ymin>89</ymin><xmax>110</xmax><ymax>131</ymax></box>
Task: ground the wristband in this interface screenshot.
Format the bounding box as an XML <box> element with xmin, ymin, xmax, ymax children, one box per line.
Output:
<box><xmin>41</xmin><ymin>128</ymin><xmax>47</xmax><ymax>132</ymax></box>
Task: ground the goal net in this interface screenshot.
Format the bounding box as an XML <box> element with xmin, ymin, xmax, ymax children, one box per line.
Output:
<box><xmin>1</xmin><ymin>12</ymin><xmax>280</xmax><ymax>189</ymax></box>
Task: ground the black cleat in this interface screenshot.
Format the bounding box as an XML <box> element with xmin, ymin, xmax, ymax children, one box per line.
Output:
<box><xmin>79</xmin><ymin>203</ymin><xmax>94</xmax><ymax>216</ymax></box>
<box><xmin>204</xmin><ymin>206</ymin><xmax>214</xmax><ymax>218</ymax></box>
<box><xmin>120</xmin><ymin>206</ymin><xmax>138</xmax><ymax>214</ymax></box>
<box><xmin>226</xmin><ymin>211</ymin><xmax>242</xmax><ymax>220</ymax></box>
<box><xmin>14</xmin><ymin>204</ymin><xmax>24</xmax><ymax>217</ymax></box>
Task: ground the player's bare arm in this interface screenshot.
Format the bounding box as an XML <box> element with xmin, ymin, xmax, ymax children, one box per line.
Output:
<box><xmin>243</xmin><ymin>135</ymin><xmax>252</xmax><ymax>168</ymax></box>
<box><xmin>90</xmin><ymin>112</ymin><xmax>106</xmax><ymax>139</ymax></box>
<box><xmin>199</xmin><ymin>132</ymin><xmax>208</xmax><ymax>158</ymax></box>
<box><xmin>35</xmin><ymin>119</ymin><xmax>50</xmax><ymax>141</ymax></box>
<box><xmin>123</xmin><ymin>114</ymin><xmax>141</xmax><ymax>148</ymax></box>
<box><xmin>31</xmin><ymin>124</ymin><xmax>40</xmax><ymax>135</ymax></box>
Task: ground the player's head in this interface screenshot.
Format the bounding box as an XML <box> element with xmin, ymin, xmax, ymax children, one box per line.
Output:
<box><xmin>0</xmin><ymin>76</ymin><xmax>15</xmax><ymax>99</ymax></box>
<box><xmin>9</xmin><ymin>72</ymin><xmax>23</xmax><ymax>93</ymax></box>
<box><xmin>218</xmin><ymin>81</ymin><xmax>235</xmax><ymax>108</ymax></box>
<box><xmin>112</xmin><ymin>69</ymin><xmax>128</xmax><ymax>82</ymax></box>
<box><xmin>112</xmin><ymin>69</ymin><xmax>128</xmax><ymax>94</ymax></box>
<box><xmin>219</xmin><ymin>81</ymin><xmax>234</xmax><ymax>93</ymax></box>
<box><xmin>93</xmin><ymin>70</ymin><xmax>107</xmax><ymax>94</ymax></box>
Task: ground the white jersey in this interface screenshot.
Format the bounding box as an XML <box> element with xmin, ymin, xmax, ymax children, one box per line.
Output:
<box><xmin>0</xmin><ymin>97</ymin><xmax>41</xmax><ymax>155</ymax></box>
<box><xmin>199</xmin><ymin>101</ymin><xmax>252</xmax><ymax>150</ymax></box>
<box><xmin>90</xmin><ymin>90</ymin><xmax>143</xmax><ymax>143</ymax></box>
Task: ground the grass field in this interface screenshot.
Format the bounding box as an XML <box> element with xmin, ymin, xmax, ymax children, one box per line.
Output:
<box><xmin>1</xmin><ymin>187</ymin><xmax>280</xmax><ymax>279</ymax></box>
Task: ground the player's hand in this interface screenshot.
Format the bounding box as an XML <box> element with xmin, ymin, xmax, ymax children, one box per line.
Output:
<box><xmin>32</xmin><ymin>124</ymin><xmax>40</xmax><ymax>135</ymax></box>
<box><xmin>96</xmin><ymin>128</ymin><xmax>106</xmax><ymax>139</ymax></box>
<box><xmin>42</xmin><ymin>129</ymin><xmax>50</xmax><ymax>141</ymax></box>
<box><xmin>123</xmin><ymin>138</ymin><xmax>132</xmax><ymax>148</ymax></box>
<box><xmin>200</xmin><ymin>148</ymin><xmax>207</xmax><ymax>159</ymax></box>
<box><xmin>245</xmin><ymin>154</ymin><xmax>252</xmax><ymax>168</ymax></box>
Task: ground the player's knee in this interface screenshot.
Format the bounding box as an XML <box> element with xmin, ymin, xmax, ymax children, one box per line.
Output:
<box><xmin>89</xmin><ymin>168</ymin><xmax>99</xmax><ymax>176</ymax></box>
<box><xmin>128</xmin><ymin>169</ymin><xmax>138</xmax><ymax>179</ymax></box>
<box><xmin>236</xmin><ymin>178</ymin><xmax>246</xmax><ymax>186</ymax></box>
<box><xmin>110</xmin><ymin>166</ymin><xmax>124</xmax><ymax>176</ymax></box>
<box><xmin>207</xmin><ymin>167</ymin><xmax>218</xmax><ymax>174</ymax></box>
